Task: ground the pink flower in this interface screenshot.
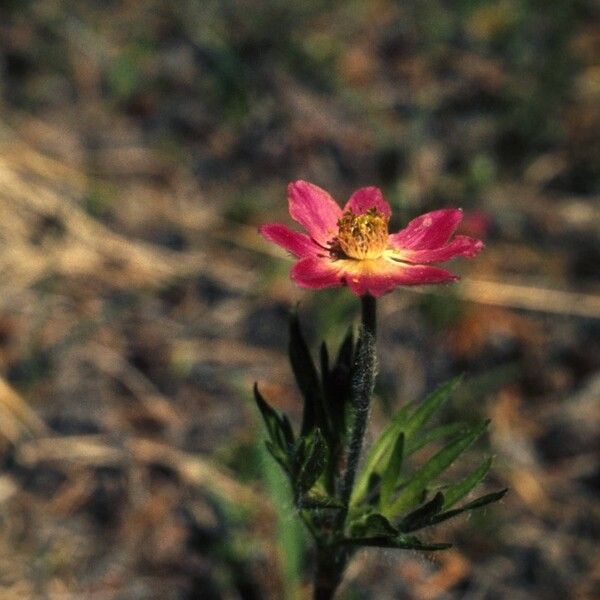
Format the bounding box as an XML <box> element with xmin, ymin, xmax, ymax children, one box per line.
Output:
<box><xmin>260</xmin><ymin>181</ymin><xmax>483</xmax><ymax>297</ymax></box>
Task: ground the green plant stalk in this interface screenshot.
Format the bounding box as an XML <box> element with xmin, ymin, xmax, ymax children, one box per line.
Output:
<box><xmin>340</xmin><ymin>294</ymin><xmax>376</xmax><ymax>506</ymax></box>
<box><xmin>313</xmin><ymin>294</ymin><xmax>377</xmax><ymax>600</ymax></box>
<box><xmin>313</xmin><ymin>547</ymin><xmax>348</xmax><ymax>600</ymax></box>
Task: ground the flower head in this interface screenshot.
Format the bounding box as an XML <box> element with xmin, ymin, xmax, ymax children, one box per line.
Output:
<box><xmin>260</xmin><ymin>181</ymin><xmax>483</xmax><ymax>297</ymax></box>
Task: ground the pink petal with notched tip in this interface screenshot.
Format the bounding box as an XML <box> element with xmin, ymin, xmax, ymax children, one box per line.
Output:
<box><xmin>389</xmin><ymin>208</ymin><xmax>463</xmax><ymax>250</ymax></box>
<box><xmin>288</xmin><ymin>181</ymin><xmax>342</xmax><ymax>247</ymax></box>
<box><xmin>342</xmin><ymin>186</ymin><xmax>392</xmax><ymax>217</ymax></box>
<box><xmin>260</xmin><ymin>223</ymin><xmax>323</xmax><ymax>258</ymax></box>
<box><xmin>291</xmin><ymin>256</ymin><xmax>344</xmax><ymax>289</ymax></box>
<box><xmin>400</xmin><ymin>235</ymin><xmax>484</xmax><ymax>263</ymax></box>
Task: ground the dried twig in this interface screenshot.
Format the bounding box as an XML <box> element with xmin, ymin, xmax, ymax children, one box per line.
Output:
<box><xmin>0</xmin><ymin>377</ymin><xmax>48</xmax><ymax>442</ymax></box>
<box><xmin>15</xmin><ymin>434</ymin><xmax>266</xmax><ymax>510</ymax></box>
<box><xmin>459</xmin><ymin>278</ymin><xmax>600</xmax><ymax>320</ymax></box>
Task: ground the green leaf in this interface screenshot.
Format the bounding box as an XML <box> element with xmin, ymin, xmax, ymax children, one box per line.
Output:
<box><xmin>254</xmin><ymin>382</ymin><xmax>280</xmax><ymax>439</ymax></box>
<box><xmin>254</xmin><ymin>383</ymin><xmax>294</xmax><ymax>451</ymax></box>
<box><xmin>387</xmin><ymin>420</ymin><xmax>489</xmax><ymax>516</ymax></box>
<box><xmin>443</xmin><ymin>457</ymin><xmax>492</xmax><ymax>509</ymax></box>
<box><xmin>403</xmin><ymin>376</ymin><xmax>463</xmax><ymax>441</ymax></box>
<box><xmin>259</xmin><ymin>432</ymin><xmax>307</xmax><ymax>599</ymax></box>
<box><xmin>349</xmin><ymin>402</ymin><xmax>414</xmax><ymax>506</ymax></box>
<box><xmin>338</xmin><ymin>534</ymin><xmax>452</xmax><ymax>551</ymax></box>
<box><xmin>349</xmin><ymin>512</ymin><xmax>398</xmax><ymax>538</ymax></box>
<box><xmin>335</xmin><ymin>327</ymin><xmax>354</xmax><ymax>372</ymax></box>
<box><xmin>289</xmin><ymin>312</ymin><xmax>326</xmax><ymax>437</ymax></box>
<box><xmin>397</xmin><ymin>492</ymin><xmax>445</xmax><ymax>531</ymax></box>
<box><xmin>380</xmin><ymin>433</ymin><xmax>405</xmax><ymax>510</ymax></box>
<box><xmin>319</xmin><ymin>341</ymin><xmax>329</xmax><ymax>384</ymax></box>
<box><xmin>319</xmin><ymin>340</ymin><xmax>341</xmax><ymax>451</ymax></box>
<box><xmin>350</xmin><ymin>377</ymin><xmax>460</xmax><ymax>507</ymax></box>
<box><xmin>295</xmin><ymin>428</ymin><xmax>328</xmax><ymax>493</ymax></box>
<box><xmin>409</xmin><ymin>489</ymin><xmax>508</xmax><ymax>530</ymax></box>
<box><xmin>405</xmin><ymin>422</ymin><xmax>471</xmax><ymax>456</ymax></box>
<box><xmin>394</xmin><ymin>535</ymin><xmax>452</xmax><ymax>551</ymax></box>
<box><xmin>265</xmin><ymin>440</ymin><xmax>292</xmax><ymax>474</ymax></box>
<box><xmin>323</xmin><ymin>328</ymin><xmax>355</xmax><ymax>440</ymax></box>
<box><xmin>279</xmin><ymin>415</ymin><xmax>295</xmax><ymax>449</ymax></box>
<box><xmin>298</xmin><ymin>492</ymin><xmax>344</xmax><ymax>509</ymax></box>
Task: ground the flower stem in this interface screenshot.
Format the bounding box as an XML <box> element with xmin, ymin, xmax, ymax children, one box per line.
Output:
<box><xmin>361</xmin><ymin>293</ymin><xmax>377</xmax><ymax>340</ymax></box>
<box><xmin>312</xmin><ymin>294</ymin><xmax>377</xmax><ymax>599</ymax></box>
<box><xmin>340</xmin><ymin>293</ymin><xmax>377</xmax><ymax>506</ymax></box>
<box><xmin>313</xmin><ymin>547</ymin><xmax>348</xmax><ymax>600</ymax></box>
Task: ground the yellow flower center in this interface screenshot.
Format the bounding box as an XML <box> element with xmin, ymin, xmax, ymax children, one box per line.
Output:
<box><xmin>334</xmin><ymin>208</ymin><xmax>389</xmax><ymax>259</ymax></box>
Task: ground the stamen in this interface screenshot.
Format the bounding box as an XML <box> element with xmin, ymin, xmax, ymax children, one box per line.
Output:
<box><xmin>333</xmin><ymin>208</ymin><xmax>389</xmax><ymax>259</ymax></box>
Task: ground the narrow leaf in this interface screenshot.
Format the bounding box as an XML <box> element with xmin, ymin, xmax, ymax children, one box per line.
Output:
<box><xmin>350</xmin><ymin>378</ymin><xmax>460</xmax><ymax>507</ymax></box>
<box><xmin>325</xmin><ymin>328</ymin><xmax>354</xmax><ymax>422</ymax></box>
<box><xmin>334</xmin><ymin>327</ymin><xmax>354</xmax><ymax>372</ymax></box>
<box><xmin>319</xmin><ymin>341</ymin><xmax>329</xmax><ymax>384</ymax></box>
<box><xmin>279</xmin><ymin>414</ymin><xmax>295</xmax><ymax>449</ymax></box>
<box><xmin>254</xmin><ymin>383</ymin><xmax>294</xmax><ymax>449</ymax></box>
<box><xmin>320</xmin><ymin>339</ymin><xmax>342</xmax><ymax>457</ymax></box>
<box><xmin>380</xmin><ymin>433</ymin><xmax>405</xmax><ymax>510</ymax></box>
<box><xmin>388</xmin><ymin>421</ymin><xmax>489</xmax><ymax>516</ymax></box>
<box><xmin>394</xmin><ymin>534</ymin><xmax>452</xmax><ymax>551</ymax></box>
<box><xmin>299</xmin><ymin>492</ymin><xmax>344</xmax><ymax>509</ymax></box>
<box><xmin>397</xmin><ymin>492</ymin><xmax>445</xmax><ymax>531</ymax></box>
<box><xmin>349</xmin><ymin>401</ymin><xmax>414</xmax><ymax>506</ymax></box>
<box><xmin>338</xmin><ymin>535</ymin><xmax>452</xmax><ymax>551</ymax></box>
<box><xmin>405</xmin><ymin>422</ymin><xmax>470</xmax><ymax>456</ymax></box>
<box><xmin>410</xmin><ymin>489</ymin><xmax>508</xmax><ymax>530</ymax></box>
<box><xmin>349</xmin><ymin>512</ymin><xmax>398</xmax><ymax>538</ymax></box>
<box><xmin>443</xmin><ymin>458</ymin><xmax>492</xmax><ymax>509</ymax></box>
<box><xmin>296</xmin><ymin>428</ymin><xmax>328</xmax><ymax>493</ymax></box>
<box><xmin>253</xmin><ymin>382</ymin><xmax>279</xmax><ymax>439</ymax></box>
<box><xmin>289</xmin><ymin>313</ymin><xmax>326</xmax><ymax>437</ymax></box>
<box><xmin>259</xmin><ymin>435</ymin><xmax>307</xmax><ymax>597</ymax></box>
<box><xmin>265</xmin><ymin>440</ymin><xmax>291</xmax><ymax>475</ymax></box>
<box><xmin>403</xmin><ymin>376</ymin><xmax>463</xmax><ymax>441</ymax></box>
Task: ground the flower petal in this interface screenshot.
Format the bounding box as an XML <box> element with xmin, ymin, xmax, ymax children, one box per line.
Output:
<box><xmin>343</xmin><ymin>187</ymin><xmax>391</xmax><ymax>217</ymax></box>
<box><xmin>400</xmin><ymin>236</ymin><xmax>484</xmax><ymax>263</ymax></box>
<box><xmin>260</xmin><ymin>223</ymin><xmax>323</xmax><ymax>257</ymax></box>
<box><xmin>330</xmin><ymin>258</ymin><xmax>458</xmax><ymax>297</ymax></box>
<box><xmin>291</xmin><ymin>256</ymin><xmax>344</xmax><ymax>290</ymax></box>
<box><xmin>288</xmin><ymin>181</ymin><xmax>342</xmax><ymax>246</ymax></box>
<box><xmin>389</xmin><ymin>209</ymin><xmax>463</xmax><ymax>250</ymax></box>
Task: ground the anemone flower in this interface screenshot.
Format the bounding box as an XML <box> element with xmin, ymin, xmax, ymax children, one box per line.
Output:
<box><xmin>260</xmin><ymin>181</ymin><xmax>483</xmax><ymax>298</ymax></box>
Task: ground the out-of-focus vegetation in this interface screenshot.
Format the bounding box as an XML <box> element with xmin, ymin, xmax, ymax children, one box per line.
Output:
<box><xmin>0</xmin><ymin>1</ymin><xmax>599</xmax><ymax>598</ymax></box>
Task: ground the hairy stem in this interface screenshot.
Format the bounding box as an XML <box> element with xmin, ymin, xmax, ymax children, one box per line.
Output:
<box><xmin>361</xmin><ymin>293</ymin><xmax>377</xmax><ymax>339</ymax></box>
<box><xmin>313</xmin><ymin>294</ymin><xmax>377</xmax><ymax>599</ymax></box>
<box><xmin>313</xmin><ymin>547</ymin><xmax>348</xmax><ymax>600</ymax></box>
<box><xmin>340</xmin><ymin>294</ymin><xmax>377</xmax><ymax>506</ymax></box>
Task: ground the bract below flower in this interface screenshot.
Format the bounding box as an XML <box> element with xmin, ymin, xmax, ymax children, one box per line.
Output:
<box><xmin>261</xmin><ymin>181</ymin><xmax>483</xmax><ymax>297</ymax></box>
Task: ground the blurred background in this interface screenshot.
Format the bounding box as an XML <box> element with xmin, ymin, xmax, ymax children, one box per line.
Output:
<box><xmin>0</xmin><ymin>1</ymin><xmax>599</xmax><ymax>598</ymax></box>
